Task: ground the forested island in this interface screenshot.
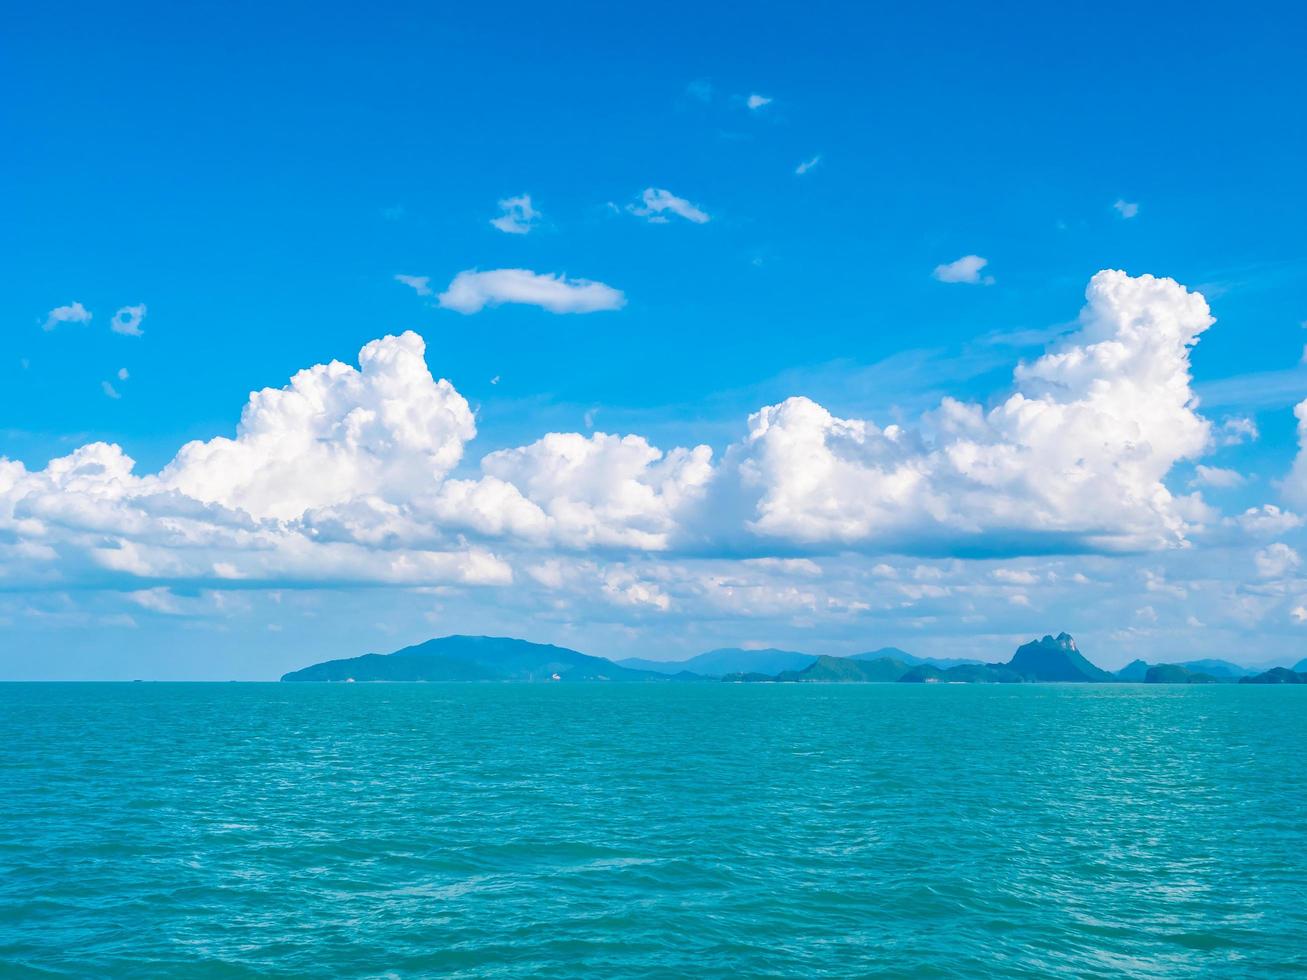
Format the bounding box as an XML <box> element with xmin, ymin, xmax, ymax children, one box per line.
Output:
<box><xmin>281</xmin><ymin>633</ymin><xmax>1307</xmax><ymax>685</ymax></box>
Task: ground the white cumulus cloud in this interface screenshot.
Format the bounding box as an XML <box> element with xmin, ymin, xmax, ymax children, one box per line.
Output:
<box><xmin>1114</xmin><ymin>199</ymin><xmax>1140</xmax><ymax>219</ymax></box>
<box><xmin>477</xmin><ymin>432</ymin><xmax>714</xmax><ymax>550</ymax></box>
<box><xmin>746</xmin><ymin>93</ymin><xmax>772</xmax><ymax>111</ymax></box>
<box><xmin>933</xmin><ymin>255</ymin><xmax>994</xmax><ymax>285</ymax></box>
<box><xmin>0</xmin><ymin>270</ymin><xmax>1260</xmax><ymax>620</ymax></box>
<box><xmin>1234</xmin><ymin>505</ymin><xmax>1303</xmax><ymax>537</ymax></box>
<box><xmin>161</xmin><ymin>331</ymin><xmax>476</xmax><ymax>521</ymax></box>
<box><xmin>707</xmin><ymin>270</ymin><xmax>1215</xmax><ymax>554</ymax></box>
<box><xmin>1255</xmin><ymin>542</ymin><xmax>1300</xmax><ymax>579</ymax></box>
<box><xmin>0</xmin><ymin>338</ymin><xmax>511</xmax><ymax>593</ymax></box>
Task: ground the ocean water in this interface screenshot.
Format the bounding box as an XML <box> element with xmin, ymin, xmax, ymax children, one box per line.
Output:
<box><xmin>1</xmin><ymin>683</ymin><xmax>1304</xmax><ymax>978</ymax></box>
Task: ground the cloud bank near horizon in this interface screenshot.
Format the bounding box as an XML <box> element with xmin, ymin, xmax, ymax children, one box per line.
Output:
<box><xmin>6</xmin><ymin>269</ymin><xmax>1307</xmax><ymax>660</ymax></box>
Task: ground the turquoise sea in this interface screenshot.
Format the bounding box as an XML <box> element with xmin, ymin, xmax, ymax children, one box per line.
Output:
<box><xmin>1</xmin><ymin>682</ymin><xmax>1304</xmax><ymax>978</ymax></box>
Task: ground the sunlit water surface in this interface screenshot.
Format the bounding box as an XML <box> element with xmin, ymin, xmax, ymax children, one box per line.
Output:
<box><xmin>1</xmin><ymin>682</ymin><xmax>1304</xmax><ymax>977</ymax></box>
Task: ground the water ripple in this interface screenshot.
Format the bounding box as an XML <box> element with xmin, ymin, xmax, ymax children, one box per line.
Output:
<box><xmin>1</xmin><ymin>682</ymin><xmax>1304</xmax><ymax>977</ymax></box>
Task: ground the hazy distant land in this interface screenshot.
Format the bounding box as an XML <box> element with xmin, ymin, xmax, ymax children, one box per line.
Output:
<box><xmin>282</xmin><ymin>633</ymin><xmax>1307</xmax><ymax>686</ymax></box>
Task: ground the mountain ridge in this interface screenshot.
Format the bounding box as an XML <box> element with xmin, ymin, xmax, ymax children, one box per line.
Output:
<box><xmin>775</xmin><ymin>655</ymin><xmax>910</xmax><ymax>683</ymax></box>
<box><xmin>618</xmin><ymin>647</ymin><xmax>816</xmax><ymax>677</ymax></box>
<box><xmin>281</xmin><ymin>633</ymin><xmax>1304</xmax><ymax>685</ymax></box>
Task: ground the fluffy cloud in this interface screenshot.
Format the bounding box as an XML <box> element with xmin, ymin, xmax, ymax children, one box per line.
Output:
<box><xmin>627</xmin><ymin>188</ymin><xmax>710</xmax><ymax>225</ymax></box>
<box><xmin>437</xmin><ymin>269</ymin><xmax>626</xmax><ymax>314</ymax></box>
<box><xmin>0</xmin><ymin>339</ymin><xmax>508</xmax><ymax>592</ymax></box>
<box><xmin>160</xmin><ymin>331</ymin><xmax>474</xmax><ymax>521</ymax></box>
<box><xmin>709</xmin><ymin>270</ymin><xmax>1214</xmax><ymax>553</ymax></box>
<box><xmin>933</xmin><ymin>255</ymin><xmax>994</xmax><ymax>285</ymax></box>
<box><xmin>477</xmin><ymin>432</ymin><xmax>714</xmax><ymax>550</ymax></box>
<box><xmin>43</xmin><ymin>302</ymin><xmax>92</xmax><ymax>331</ymax></box>
<box><xmin>1232</xmin><ymin>505</ymin><xmax>1303</xmax><ymax>537</ymax></box>
<box><xmin>746</xmin><ymin>93</ymin><xmax>772</xmax><ymax>111</ymax></box>
<box><xmin>110</xmin><ymin>304</ymin><xmax>147</xmax><ymax>336</ymax></box>
<box><xmin>602</xmin><ymin>568</ymin><xmax>672</xmax><ymax>611</ymax></box>
<box><xmin>0</xmin><ymin>271</ymin><xmax>1265</xmax><ymax>617</ymax></box>
<box><xmin>1114</xmin><ymin>199</ymin><xmax>1140</xmax><ymax>219</ymax></box>
<box><xmin>490</xmin><ymin>194</ymin><xmax>540</xmax><ymax>235</ymax></box>
<box><xmin>1255</xmin><ymin>543</ymin><xmax>1300</xmax><ymax>579</ymax></box>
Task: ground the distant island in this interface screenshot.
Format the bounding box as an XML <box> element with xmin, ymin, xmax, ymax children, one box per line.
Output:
<box><xmin>281</xmin><ymin>632</ymin><xmax>1307</xmax><ymax>685</ymax></box>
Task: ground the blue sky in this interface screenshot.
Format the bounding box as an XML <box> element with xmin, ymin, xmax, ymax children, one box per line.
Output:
<box><xmin>4</xmin><ymin>1</ymin><xmax>1307</xmax><ymax>678</ymax></box>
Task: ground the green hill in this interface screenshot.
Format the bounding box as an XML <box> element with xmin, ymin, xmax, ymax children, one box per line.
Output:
<box><xmin>898</xmin><ymin>632</ymin><xmax>1107</xmax><ymax>683</ymax></box>
<box><xmin>1175</xmin><ymin>659</ymin><xmax>1253</xmax><ymax>680</ymax></box>
<box><xmin>1006</xmin><ymin>633</ymin><xmax>1113</xmax><ymax>682</ymax></box>
<box><xmin>776</xmin><ymin>655</ymin><xmax>909</xmax><ymax>682</ymax></box>
<box><xmin>619</xmin><ymin>647</ymin><xmax>816</xmax><ymax>677</ymax></box>
<box><xmin>1115</xmin><ymin>659</ymin><xmax>1150</xmax><ymax>681</ymax></box>
<box><xmin>899</xmin><ymin>663</ymin><xmax>1023</xmax><ymax>683</ymax></box>
<box><xmin>1144</xmin><ymin>664</ymin><xmax>1220</xmax><ymax>684</ymax></box>
<box><xmin>282</xmin><ymin>635</ymin><xmax>668</xmax><ymax>682</ymax></box>
<box><xmin>1240</xmin><ymin>667</ymin><xmax>1307</xmax><ymax>685</ymax></box>
<box><xmin>851</xmin><ymin>647</ymin><xmax>983</xmax><ymax>669</ymax></box>
<box><xmin>1121</xmin><ymin>658</ymin><xmax>1249</xmax><ymax>682</ymax></box>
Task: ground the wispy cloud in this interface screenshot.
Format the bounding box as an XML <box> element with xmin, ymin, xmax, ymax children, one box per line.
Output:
<box><xmin>490</xmin><ymin>194</ymin><xmax>541</xmax><ymax>235</ymax></box>
<box><xmin>1198</xmin><ymin>368</ymin><xmax>1307</xmax><ymax>410</ymax></box>
<box><xmin>627</xmin><ymin>188</ymin><xmax>710</xmax><ymax>224</ymax></box>
<box><xmin>746</xmin><ymin>93</ymin><xmax>772</xmax><ymax>111</ymax></box>
<box><xmin>110</xmin><ymin>304</ymin><xmax>147</xmax><ymax>336</ymax></box>
<box><xmin>437</xmin><ymin>269</ymin><xmax>626</xmax><ymax>314</ymax></box>
<box><xmin>43</xmin><ymin>302</ymin><xmax>92</xmax><ymax>331</ymax></box>
<box><xmin>1192</xmin><ymin>464</ymin><xmax>1245</xmax><ymax>488</ymax></box>
<box><xmin>795</xmin><ymin>155</ymin><xmax>821</xmax><ymax>175</ymax></box>
<box><xmin>1216</xmin><ymin>416</ymin><xmax>1259</xmax><ymax>445</ymax></box>
<box><xmin>101</xmin><ymin>380</ymin><xmax>121</xmax><ymax>399</ymax></box>
<box><xmin>394</xmin><ymin>274</ymin><xmax>433</xmax><ymax>297</ymax></box>
<box><xmin>686</xmin><ymin>79</ymin><xmax>712</xmax><ymax>102</ymax></box>
<box><xmin>1114</xmin><ymin>199</ymin><xmax>1140</xmax><ymax>219</ymax></box>
<box><xmin>933</xmin><ymin>255</ymin><xmax>994</xmax><ymax>285</ymax></box>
